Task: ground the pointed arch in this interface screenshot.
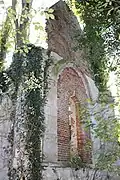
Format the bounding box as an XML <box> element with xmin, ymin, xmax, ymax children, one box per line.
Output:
<box><xmin>57</xmin><ymin>67</ymin><xmax>92</xmax><ymax>162</ymax></box>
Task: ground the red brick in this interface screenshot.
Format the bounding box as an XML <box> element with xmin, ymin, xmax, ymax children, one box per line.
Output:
<box><xmin>57</xmin><ymin>67</ymin><xmax>92</xmax><ymax>163</ymax></box>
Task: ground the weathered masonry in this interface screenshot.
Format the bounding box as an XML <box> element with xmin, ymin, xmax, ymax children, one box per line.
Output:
<box><xmin>42</xmin><ymin>1</ymin><xmax>119</xmax><ymax>179</ymax></box>
<box><xmin>0</xmin><ymin>1</ymin><xmax>119</xmax><ymax>180</ymax></box>
<box><xmin>43</xmin><ymin>0</ymin><xmax>97</xmax><ymax>164</ymax></box>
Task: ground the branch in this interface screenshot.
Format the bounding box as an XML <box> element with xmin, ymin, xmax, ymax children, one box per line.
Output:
<box><xmin>0</xmin><ymin>14</ymin><xmax>11</xmax><ymax>70</ymax></box>
<box><xmin>16</xmin><ymin>0</ymin><xmax>33</xmax><ymax>47</ymax></box>
<box><xmin>0</xmin><ymin>0</ymin><xmax>17</xmax><ymax>70</ymax></box>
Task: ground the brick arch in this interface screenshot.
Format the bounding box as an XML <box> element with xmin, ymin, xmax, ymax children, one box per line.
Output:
<box><xmin>57</xmin><ymin>67</ymin><xmax>91</xmax><ymax>162</ymax></box>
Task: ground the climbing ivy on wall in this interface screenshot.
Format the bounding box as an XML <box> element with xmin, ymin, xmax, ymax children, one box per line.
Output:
<box><xmin>1</xmin><ymin>44</ymin><xmax>51</xmax><ymax>179</ymax></box>
<box><xmin>70</xmin><ymin>0</ymin><xmax>111</xmax><ymax>92</ymax></box>
<box><xmin>23</xmin><ymin>45</ymin><xmax>51</xmax><ymax>180</ymax></box>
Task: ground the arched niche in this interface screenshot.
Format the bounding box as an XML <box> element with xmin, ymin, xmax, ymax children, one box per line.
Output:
<box><xmin>57</xmin><ymin>67</ymin><xmax>92</xmax><ymax>162</ymax></box>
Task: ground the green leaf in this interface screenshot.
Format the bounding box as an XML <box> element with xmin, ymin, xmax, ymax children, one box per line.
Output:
<box><xmin>26</xmin><ymin>0</ymin><xmax>31</xmax><ymax>3</ymax></box>
<box><xmin>49</xmin><ymin>14</ymin><xmax>54</xmax><ymax>19</ymax></box>
<box><xmin>45</xmin><ymin>12</ymin><xmax>50</xmax><ymax>19</ymax></box>
<box><xmin>48</xmin><ymin>8</ymin><xmax>54</xmax><ymax>13</ymax></box>
<box><xmin>34</xmin><ymin>25</ymin><xmax>42</xmax><ymax>31</ymax></box>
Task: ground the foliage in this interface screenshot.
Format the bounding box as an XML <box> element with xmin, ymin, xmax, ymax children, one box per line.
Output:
<box><xmin>75</xmin><ymin>0</ymin><xmax>120</xmax><ymax>54</ymax></box>
<box><xmin>0</xmin><ymin>0</ymin><xmax>54</xmax><ymax>178</ymax></box>
<box><xmin>82</xmin><ymin>97</ymin><xmax>120</xmax><ymax>174</ymax></box>
<box><xmin>67</xmin><ymin>0</ymin><xmax>120</xmax><ymax>92</ymax></box>
<box><xmin>0</xmin><ymin>7</ymin><xmax>15</xmax><ymax>71</ymax></box>
<box><xmin>70</xmin><ymin>154</ymin><xmax>86</xmax><ymax>169</ymax></box>
<box><xmin>1</xmin><ymin>44</ymin><xmax>51</xmax><ymax>179</ymax></box>
<box><xmin>71</xmin><ymin>1</ymin><xmax>108</xmax><ymax>91</ymax></box>
<box><xmin>0</xmin><ymin>0</ymin><xmax>31</xmax><ymax>71</ymax></box>
<box><xmin>67</xmin><ymin>3</ymin><xmax>120</xmax><ymax>174</ymax></box>
<box><xmin>0</xmin><ymin>71</ymin><xmax>10</xmax><ymax>95</ymax></box>
<box><xmin>23</xmin><ymin>45</ymin><xmax>51</xmax><ymax>180</ymax></box>
<box><xmin>0</xmin><ymin>0</ymin><xmax>54</xmax><ymax>71</ymax></box>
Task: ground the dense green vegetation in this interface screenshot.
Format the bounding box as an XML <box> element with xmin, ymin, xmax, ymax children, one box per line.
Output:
<box><xmin>72</xmin><ymin>0</ymin><xmax>120</xmax><ymax>91</ymax></box>
<box><xmin>70</xmin><ymin>0</ymin><xmax>120</xmax><ymax>174</ymax></box>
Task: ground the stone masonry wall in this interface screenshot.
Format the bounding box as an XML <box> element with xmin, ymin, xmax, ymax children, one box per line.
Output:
<box><xmin>42</xmin><ymin>164</ymin><xmax>120</xmax><ymax>180</ymax></box>
<box><xmin>46</xmin><ymin>1</ymin><xmax>90</xmax><ymax>74</ymax></box>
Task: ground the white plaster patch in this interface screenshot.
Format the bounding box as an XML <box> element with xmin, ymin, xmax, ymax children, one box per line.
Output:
<box><xmin>50</xmin><ymin>51</ymin><xmax>63</xmax><ymax>62</ymax></box>
<box><xmin>43</xmin><ymin>78</ymin><xmax>58</xmax><ymax>163</ymax></box>
<box><xmin>85</xmin><ymin>75</ymin><xmax>99</xmax><ymax>101</ymax></box>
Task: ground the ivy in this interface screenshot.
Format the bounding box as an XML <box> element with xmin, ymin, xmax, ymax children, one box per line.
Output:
<box><xmin>23</xmin><ymin>45</ymin><xmax>51</xmax><ymax>180</ymax></box>
<box><xmin>72</xmin><ymin>0</ymin><xmax>111</xmax><ymax>92</ymax></box>
<box><xmin>1</xmin><ymin>44</ymin><xmax>51</xmax><ymax>179</ymax></box>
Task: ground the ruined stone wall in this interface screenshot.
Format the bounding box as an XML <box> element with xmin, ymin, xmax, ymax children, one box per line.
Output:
<box><xmin>43</xmin><ymin>56</ymin><xmax>94</xmax><ymax>164</ymax></box>
<box><xmin>0</xmin><ymin>1</ymin><xmax>118</xmax><ymax>180</ymax></box>
<box><xmin>0</xmin><ymin>95</ymin><xmax>12</xmax><ymax>180</ymax></box>
<box><xmin>43</xmin><ymin>0</ymin><xmax>97</xmax><ymax>166</ymax></box>
<box><xmin>46</xmin><ymin>1</ymin><xmax>90</xmax><ymax>75</ymax></box>
<box><xmin>42</xmin><ymin>164</ymin><xmax>120</xmax><ymax>180</ymax></box>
